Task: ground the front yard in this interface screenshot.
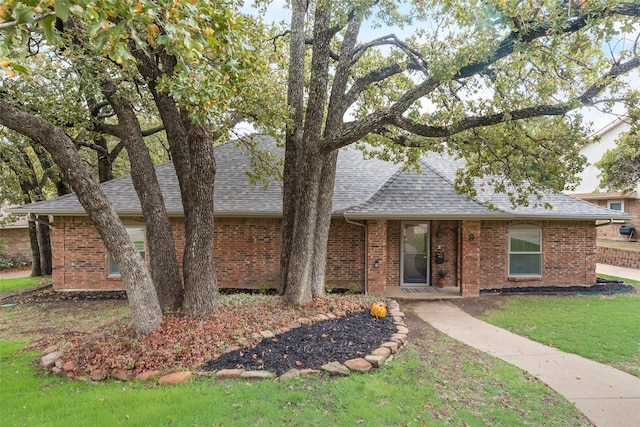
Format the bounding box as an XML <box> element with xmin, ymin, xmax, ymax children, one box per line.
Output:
<box><xmin>0</xmin><ymin>277</ymin><xmax>593</xmax><ymax>426</ymax></box>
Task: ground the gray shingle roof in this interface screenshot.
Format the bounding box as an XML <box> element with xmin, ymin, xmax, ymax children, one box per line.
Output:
<box><xmin>9</xmin><ymin>135</ymin><xmax>631</xmax><ymax>221</ymax></box>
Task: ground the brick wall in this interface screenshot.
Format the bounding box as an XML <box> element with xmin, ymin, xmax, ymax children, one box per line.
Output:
<box><xmin>386</xmin><ymin>220</ymin><xmax>400</xmax><ymax>286</ymax></box>
<box><xmin>461</xmin><ymin>220</ymin><xmax>481</xmax><ymax>296</ymax></box>
<box><xmin>50</xmin><ymin>216</ymin><xmax>364</xmax><ymax>292</ymax></box>
<box><xmin>431</xmin><ymin>220</ymin><xmax>459</xmax><ymax>287</ymax></box>
<box><xmin>477</xmin><ymin>220</ymin><xmax>597</xmax><ymax>290</ymax></box>
<box><xmin>0</xmin><ymin>227</ymin><xmax>31</xmax><ymax>259</ymax></box>
<box><xmin>597</xmin><ymin>246</ymin><xmax>640</xmax><ymax>269</ymax></box>
<box><xmin>367</xmin><ymin>220</ymin><xmax>387</xmax><ymax>295</ymax></box>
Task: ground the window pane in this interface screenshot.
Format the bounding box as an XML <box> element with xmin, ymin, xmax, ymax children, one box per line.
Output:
<box><xmin>108</xmin><ymin>227</ymin><xmax>145</xmax><ymax>275</ymax></box>
<box><xmin>510</xmin><ymin>230</ymin><xmax>540</xmax><ymax>253</ymax></box>
<box><xmin>510</xmin><ymin>254</ymin><xmax>541</xmax><ymax>275</ymax></box>
<box><xmin>609</xmin><ymin>202</ymin><xmax>622</xmax><ymax>211</ymax></box>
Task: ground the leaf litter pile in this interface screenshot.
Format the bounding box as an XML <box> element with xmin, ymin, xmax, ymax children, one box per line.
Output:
<box><xmin>12</xmin><ymin>291</ymin><xmax>395</xmax><ymax>377</ymax></box>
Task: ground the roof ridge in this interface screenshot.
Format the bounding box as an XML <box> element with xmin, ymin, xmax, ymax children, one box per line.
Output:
<box><xmin>419</xmin><ymin>157</ymin><xmax>509</xmax><ymax>214</ymax></box>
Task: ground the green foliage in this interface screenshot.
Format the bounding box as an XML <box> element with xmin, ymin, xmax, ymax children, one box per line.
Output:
<box><xmin>346</xmin><ymin>283</ymin><xmax>359</xmax><ymax>294</ymax></box>
<box><xmin>596</xmin><ymin>106</ymin><xmax>640</xmax><ymax>192</ymax></box>
<box><xmin>482</xmin><ymin>293</ymin><xmax>640</xmax><ymax>377</ymax></box>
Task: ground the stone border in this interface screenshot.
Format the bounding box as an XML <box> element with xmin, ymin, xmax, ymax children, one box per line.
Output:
<box><xmin>39</xmin><ymin>300</ymin><xmax>407</xmax><ymax>384</ymax></box>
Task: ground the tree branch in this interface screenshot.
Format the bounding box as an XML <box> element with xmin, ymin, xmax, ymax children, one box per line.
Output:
<box><xmin>0</xmin><ymin>11</ymin><xmax>56</xmax><ymax>30</ymax></box>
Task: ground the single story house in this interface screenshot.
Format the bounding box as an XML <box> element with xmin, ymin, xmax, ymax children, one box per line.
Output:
<box><xmin>9</xmin><ymin>135</ymin><xmax>631</xmax><ymax>297</ymax></box>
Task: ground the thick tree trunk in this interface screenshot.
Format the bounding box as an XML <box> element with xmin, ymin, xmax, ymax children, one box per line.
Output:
<box><xmin>280</xmin><ymin>144</ymin><xmax>326</xmax><ymax>305</ymax></box>
<box><xmin>135</xmin><ymin>52</ymin><xmax>219</xmax><ymax>314</ymax></box>
<box><xmin>310</xmin><ymin>151</ymin><xmax>338</xmax><ymax>296</ymax></box>
<box><xmin>103</xmin><ymin>83</ymin><xmax>184</xmax><ymax>312</ymax></box>
<box><xmin>181</xmin><ymin>123</ymin><xmax>218</xmax><ymax>314</ymax></box>
<box><xmin>0</xmin><ymin>100</ymin><xmax>162</xmax><ymax>335</ymax></box>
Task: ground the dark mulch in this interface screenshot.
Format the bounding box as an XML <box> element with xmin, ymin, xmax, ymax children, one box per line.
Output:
<box><xmin>202</xmin><ymin>310</ymin><xmax>396</xmax><ymax>376</ymax></box>
<box><xmin>481</xmin><ymin>282</ymin><xmax>635</xmax><ymax>295</ymax></box>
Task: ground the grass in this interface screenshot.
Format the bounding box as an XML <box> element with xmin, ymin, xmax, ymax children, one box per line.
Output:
<box><xmin>0</xmin><ymin>337</ymin><xmax>590</xmax><ymax>427</ymax></box>
<box><xmin>0</xmin><ymin>276</ymin><xmax>47</xmax><ymax>295</ymax></box>
<box><xmin>481</xmin><ymin>281</ymin><xmax>640</xmax><ymax>377</ymax></box>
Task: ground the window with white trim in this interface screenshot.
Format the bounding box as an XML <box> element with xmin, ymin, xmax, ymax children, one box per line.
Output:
<box><xmin>608</xmin><ymin>200</ymin><xmax>624</xmax><ymax>212</ymax></box>
<box><xmin>108</xmin><ymin>226</ymin><xmax>145</xmax><ymax>276</ymax></box>
<box><xmin>508</xmin><ymin>225</ymin><xmax>542</xmax><ymax>276</ymax></box>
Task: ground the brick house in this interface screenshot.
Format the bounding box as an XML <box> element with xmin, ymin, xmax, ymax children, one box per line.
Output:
<box><xmin>567</xmin><ymin>119</ymin><xmax>639</xmax><ymax>240</ymax></box>
<box><xmin>9</xmin><ymin>136</ymin><xmax>630</xmax><ymax>297</ymax></box>
<box><xmin>0</xmin><ymin>205</ymin><xmax>30</xmax><ymax>263</ymax></box>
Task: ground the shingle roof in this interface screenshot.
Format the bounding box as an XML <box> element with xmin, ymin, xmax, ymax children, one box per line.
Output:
<box><xmin>9</xmin><ymin>135</ymin><xmax>631</xmax><ymax>221</ymax></box>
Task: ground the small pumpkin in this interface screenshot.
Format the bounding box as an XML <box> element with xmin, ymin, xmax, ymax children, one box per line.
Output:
<box><xmin>370</xmin><ymin>301</ymin><xmax>387</xmax><ymax>318</ymax></box>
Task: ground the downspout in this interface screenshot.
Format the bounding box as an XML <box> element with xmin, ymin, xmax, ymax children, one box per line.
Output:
<box><xmin>344</xmin><ymin>215</ymin><xmax>368</xmax><ymax>295</ymax></box>
<box><xmin>595</xmin><ymin>219</ymin><xmax>613</xmax><ymax>227</ymax></box>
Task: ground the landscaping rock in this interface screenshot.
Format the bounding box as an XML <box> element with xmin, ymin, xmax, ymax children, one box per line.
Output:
<box><xmin>111</xmin><ymin>368</ymin><xmax>131</xmax><ymax>381</ymax></box>
<box><xmin>381</xmin><ymin>341</ymin><xmax>399</xmax><ymax>353</ymax></box>
<box><xmin>288</xmin><ymin>321</ymin><xmax>301</xmax><ymax>329</ymax></box>
<box><xmin>240</xmin><ymin>370</ymin><xmax>276</xmax><ymax>380</ymax></box>
<box><xmin>321</xmin><ymin>361</ymin><xmax>350</xmax><ymax>377</ymax></box>
<box><xmin>90</xmin><ymin>369</ymin><xmax>109</xmax><ymax>381</ymax></box>
<box><xmin>278</xmin><ymin>369</ymin><xmax>300</xmax><ymax>382</ymax></box>
<box><xmin>42</xmin><ymin>345</ymin><xmax>60</xmax><ymax>355</ymax></box>
<box><xmin>136</xmin><ymin>370</ymin><xmax>161</xmax><ymax>381</ymax></box>
<box><xmin>260</xmin><ymin>330</ymin><xmax>275</xmax><ymax>339</ymax></box>
<box><xmin>391</xmin><ymin>333</ymin><xmax>408</xmax><ymax>345</ymax></box>
<box><xmin>396</xmin><ymin>325</ymin><xmax>409</xmax><ymax>335</ymax></box>
<box><xmin>61</xmin><ymin>361</ymin><xmax>76</xmax><ymax>372</ymax></box>
<box><xmin>51</xmin><ymin>366</ymin><xmax>63</xmax><ymax>376</ymax></box>
<box><xmin>299</xmin><ymin>368</ymin><xmax>321</xmax><ymax>375</ymax></box>
<box><xmin>216</xmin><ymin>369</ymin><xmax>244</xmax><ymax>379</ymax></box>
<box><xmin>344</xmin><ymin>358</ymin><xmax>372</xmax><ymax>373</ymax></box>
<box><xmin>40</xmin><ymin>351</ymin><xmax>63</xmax><ymax>369</ymax></box>
<box><xmin>298</xmin><ymin>317</ymin><xmax>312</xmax><ymax>325</ymax></box>
<box><xmin>372</xmin><ymin>347</ymin><xmax>391</xmax><ymax>357</ymax></box>
<box><xmin>159</xmin><ymin>371</ymin><xmax>192</xmax><ymax>385</ymax></box>
<box><xmin>365</xmin><ymin>355</ymin><xmax>385</xmax><ymax>368</ymax></box>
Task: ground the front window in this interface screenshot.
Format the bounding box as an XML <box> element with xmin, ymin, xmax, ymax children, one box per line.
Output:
<box><xmin>509</xmin><ymin>226</ymin><xmax>541</xmax><ymax>276</ymax></box>
<box><xmin>608</xmin><ymin>200</ymin><xmax>624</xmax><ymax>212</ymax></box>
<box><xmin>108</xmin><ymin>226</ymin><xmax>145</xmax><ymax>276</ymax></box>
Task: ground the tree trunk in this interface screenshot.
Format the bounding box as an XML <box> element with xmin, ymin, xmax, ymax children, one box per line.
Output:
<box><xmin>280</xmin><ymin>144</ymin><xmax>326</xmax><ymax>305</ymax></box>
<box><xmin>0</xmin><ymin>100</ymin><xmax>162</xmax><ymax>335</ymax></box>
<box><xmin>135</xmin><ymin>51</ymin><xmax>219</xmax><ymax>314</ymax></box>
<box><xmin>36</xmin><ymin>216</ymin><xmax>52</xmax><ymax>275</ymax></box>
<box><xmin>95</xmin><ymin>136</ymin><xmax>114</xmax><ymax>183</ymax></box>
<box><xmin>181</xmin><ymin>123</ymin><xmax>219</xmax><ymax>314</ymax></box>
<box><xmin>103</xmin><ymin>83</ymin><xmax>184</xmax><ymax>312</ymax></box>
<box><xmin>310</xmin><ymin>150</ymin><xmax>338</xmax><ymax>296</ymax></box>
<box><xmin>27</xmin><ymin>219</ymin><xmax>41</xmax><ymax>277</ymax></box>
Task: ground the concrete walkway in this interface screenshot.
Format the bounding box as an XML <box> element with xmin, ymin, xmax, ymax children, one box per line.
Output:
<box><xmin>412</xmin><ymin>301</ymin><xmax>640</xmax><ymax>427</ymax></box>
<box><xmin>597</xmin><ymin>263</ymin><xmax>640</xmax><ymax>282</ymax></box>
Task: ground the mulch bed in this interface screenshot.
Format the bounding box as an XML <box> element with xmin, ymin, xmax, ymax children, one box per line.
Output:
<box><xmin>481</xmin><ymin>282</ymin><xmax>635</xmax><ymax>295</ymax></box>
<box><xmin>202</xmin><ymin>310</ymin><xmax>396</xmax><ymax>375</ymax></box>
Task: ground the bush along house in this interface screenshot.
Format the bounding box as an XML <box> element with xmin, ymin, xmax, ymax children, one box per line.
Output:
<box><xmin>9</xmin><ymin>135</ymin><xmax>631</xmax><ymax>297</ymax></box>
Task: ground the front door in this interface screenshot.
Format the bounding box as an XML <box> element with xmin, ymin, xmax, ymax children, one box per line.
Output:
<box><xmin>401</xmin><ymin>222</ymin><xmax>429</xmax><ymax>286</ymax></box>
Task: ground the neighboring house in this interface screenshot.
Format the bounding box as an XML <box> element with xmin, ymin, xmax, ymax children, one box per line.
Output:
<box><xmin>0</xmin><ymin>204</ymin><xmax>30</xmax><ymax>262</ymax></box>
<box><xmin>567</xmin><ymin>119</ymin><xmax>638</xmax><ymax>239</ymax></box>
<box><xmin>8</xmin><ymin>136</ymin><xmax>629</xmax><ymax>297</ymax></box>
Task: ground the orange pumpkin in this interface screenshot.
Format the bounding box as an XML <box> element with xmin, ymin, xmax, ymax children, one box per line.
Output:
<box><xmin>370</xmin><ymin>301</ymin><xmax>387</xmax><ymax>318</ymax></box>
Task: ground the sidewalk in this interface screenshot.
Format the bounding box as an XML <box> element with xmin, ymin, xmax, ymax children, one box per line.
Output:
<box><xmin>597</xmin><ymin>263</ymin><xmax>640</xmax><ymax>282</ymax></box>
<box><xmin>412</xmin><ymin>301</ymin><xmax>640</xmax><ymax>427</ymax></box>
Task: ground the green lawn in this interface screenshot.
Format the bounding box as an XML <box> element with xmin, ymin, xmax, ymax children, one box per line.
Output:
<box><xmin>0</xmin><ymin>276</ymin><xmax>46</xmax><ymax>294</ymax></box>
<box><xmin>0</xmin><ymin>335</ymin><xmax>590</xmax><ymax>426</ymax></box>
<box><xmin>482</xmin><ymin>284</ymin><xmax>640</xmax><ymax>377</ymax></box>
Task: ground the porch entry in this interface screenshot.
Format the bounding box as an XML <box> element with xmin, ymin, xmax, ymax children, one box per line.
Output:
<box><xmin>401</xmin><ymin>222</ymin><xmax>430</xmax><ymax>286</ymax></box>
